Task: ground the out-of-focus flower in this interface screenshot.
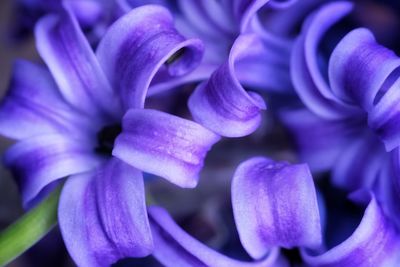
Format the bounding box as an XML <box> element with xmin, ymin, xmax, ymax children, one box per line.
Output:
<box><xmin>281</xmin><ymin>1</ymin><xmax>400</xmax><ymax>228</ymax></box>
<box><xmin>11</xmin><ymin>0</ymin><xmax>119</xmax><ymax>43</ymax></box>
<box><xmin>0</xmin><ymin>3</ymin><xmax>222</xmax><ymax>266</ymax></box>
<box><xmin>126</xmin><ymin>0</ymin><xmax>326</xmax><ymax>95</ymax></box>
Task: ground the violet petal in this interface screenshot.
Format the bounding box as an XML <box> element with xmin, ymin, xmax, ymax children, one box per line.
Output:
<box><xmin>332</xmin><ymin>132</ymin><xmax>386</xmax><ymax>191</ymax></box>
<box><xmin>291</xmin><ymin>1</ymin><xmax>360</xmax><ymax>119</ymax></box>
<box><xmin>148</xmin><ymin>206</ymin><xmax>288</xmax><ymax>267</ymax></box>
<box><xmin>280</xmin><ymin>108</ymin><xmax>358</xmax><ymax>172</ymax></box>
<box><xmin>4</xmin><ymin>134</ymin><xmax>101</xmax><ymax>208</ymax></box>
<box><xmin>58</xmin><ymin>158</ymin><xmax>153</xmax><ymax>267</ymax></box>
<box><xmin>35</xmin><ymin>3</ymin><xmax>120</xmax><ymax>119</ymax></box>
<box><xmin>188</xmin><ymin>34</ymin><xmax>267</xmax><ymax>137</ymax></box>
<box><xmin>329</xmin><ymin>28</ymin><xmax>400</xmax><ymax>151</ymax></box>
<box><xmin>0</xmin><ymin>60</ymin><xmax>97</xmax><ymax>140</ymax></box>
<box><xmin>232</xmin><ymin>157</ymin><xmax>321</xmax><ymax>259</ymax></box>
<box><xmin>96</xmin><ymin>4</ymin><xmax>204</xmax><ymax>109</ymax></box>
<box><xmin>113</xmin><ymin>109</ymin><xmax>220</xmax><ymax>188</ymax></box>
<box><xmin>302</xmin><ymin>195</ymin><xmax>400</xmax><ymax>267</ymax></box>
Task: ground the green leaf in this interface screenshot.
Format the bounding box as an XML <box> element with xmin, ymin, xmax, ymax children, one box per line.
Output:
<box><xmin>0</xmin><ymin>185</ymin><xmax>62</xmax><ymax>266</ymax></box>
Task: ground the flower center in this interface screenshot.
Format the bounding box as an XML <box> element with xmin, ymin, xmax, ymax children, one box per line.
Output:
<box><xmin>95</xmin><ymin>124</ymin><xmax>122</xmax><ymax>156</ymax></box>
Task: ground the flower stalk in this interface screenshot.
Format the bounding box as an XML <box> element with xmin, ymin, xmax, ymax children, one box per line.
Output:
<box><xmin>0</xmin><ymin>185</ymin><xmax>62</xmax><ymax>267</ymax></box>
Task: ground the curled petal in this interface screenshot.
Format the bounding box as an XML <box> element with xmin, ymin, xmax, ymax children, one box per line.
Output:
<box><xmin>96</xmin><ymin>5</ymin><xmax>204</xmax><ymax>109</ymax></box>
<box><xmin>368</xmin><ymin>77</ymin><xmax>400</xmax><ymax>151</ymax></box>
<box><xmin>291</xmin><ymin>1</ymin><xmax>359</xmax><ymax>119</ymax></box>
<box><xmin>188</xmin><ymin>34</ymin><xmax>267</xmax><ymax>137</ymax></box>
<box><xmin>35</xmin><ymin>3</ymin><xmax>119</xmax><ymax>119</ymax></box>
<box><xmin>0</xmin><ymin>60</ymin><xmax>97</xmax><ymax>140</ymax></box>
<box><xmin>329</xmin><ymin>28</ymin><xmax>400</xmax><ymax>151</ymax></box>
<box><xmin>4</xmin><ymin>134</ymin><xmax>100</xmax><ymax>207</ymax></box>
<box><xmin>148</xmin><ymin>206</ymin><xmax>287</xmax><ymax>267</ymax></box>
<box><xmin>280</xmin><ymin>108</ymin><xmax>358</xmax><ymax>172</ymax></box>
<box><xmin>113</xmin><ymin>109</ymin><xmax>220</xmax><ymax>188</ymax></box>
<box><xmin>59</xmin><ymin>158</ymin><xmax>153</xmax><ymax>267</ymax></box>
<box><xmin>329</xmin><ymin>28</ymin><xmax>400</xmax><ymax>110</ymax></box>
<box><xmin>232</xmin><ymin>157</ymin><xmax>321</xmax><ymax>259</ymax></box>
<box><xmin>302</xmin><ymin>195</ymin><xmax>400</xmax><ymax>267</ymax></box>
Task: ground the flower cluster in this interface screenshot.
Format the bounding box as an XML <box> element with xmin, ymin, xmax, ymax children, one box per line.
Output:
<box><xmin>2</xmin><ymin>0</ymin><xmax>400</xmax><ymax>266</ymax></box>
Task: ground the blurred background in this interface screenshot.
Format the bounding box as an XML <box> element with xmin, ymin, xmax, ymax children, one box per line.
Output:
<box><xmin>1</xmin><ymin>0</ymin><xmax>400</xmax><ymax>266</ymax></box>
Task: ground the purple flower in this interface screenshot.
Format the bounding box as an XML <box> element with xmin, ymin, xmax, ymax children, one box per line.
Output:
<box><xmin>148</xmin><ymin>157</ymin><xmax>400</xmax><ymax>266</ymax></box>
<box><xmin>128</xmin><ymin>0</ymin><xmax>323</xmax><ymax>95</ymax></box>
<box><xmin>281</xmin><ymin>1</ymin><xmax>400</xmax><ymax>231</ymax></box>
<box><xmin>0</xmin><ymin>3</ymin><xmax>221</xmax><ymax>266</ymax></box>
<box><xmin>11</xmin><ymin>0</ymin><xmax>114</xmax><ymax>42</ymax></box>
<box><xmin>148</xmin><ymin>157</ymin><xmax>321</xmax><ymax>266</ymax></box>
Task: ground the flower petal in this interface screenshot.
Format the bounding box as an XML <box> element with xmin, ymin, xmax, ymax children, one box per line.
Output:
<box><xmin>329</xmin><ymin>28</ymin><xmax>400</xmax><ymax>110</ymax></box>
<box><xmin>148</xmin><ymin>206</ymin><xmax>288</xmax><ymax>267</ymax></box>
<box><xmin>329</xmin><ymin>28</ymin><xmax>400</xmax><ymax>151</ymax></box>
<box><xmin>4</xmin><ymin>134</ymin><xmax>100</xmax><ymax>208</ymax></box>
<box><xmin>35</xmin><ymin>3</ymin><xmax>120</xmax><ymax>119</ymax></box>
<box><xmin>233</xmin><ymin>0</ymin><xmax>269</xmax><ymax>32</ymax></box>
<box><xmin>96</xmin><ymin>5</ymin><xmax>204</xmax><ymax>109</ymax></box>
<box><xmin>113</xmin><ymin>109</ymin><xmax>220</xmax><ymax>188</ymax></box>
<box><xmin>188</xmin><ymin>34</ymin><xmax>267</xmax><ymax>137</ymax></box>
<box><xmin>280</xmin><ymin>108</ymin><xmax>361</xmax><ymax>172</ymax></box>
<box><xmin>232</xmin><ymin>157</ymin><xmax>321</xmax><ymax>259</ymax></box>
<box><xmin>58</xmin><ymin>158</ymin><xmax>153</xmax><ymax>267</ymax></box>
<box><xmin>291</xmin><ymin>1</ymin><xmax>360</xmax><ymax>119</ymax></box>
<box><xmin>332</xmin><ymin>132</ymin><xmax>386</xmax><ymax>191</ymax></box>
<box><xmin>0</xmin><ymin>60</ymin><xmax>97</xmax><ymax>140</ymax></box>
<box><xmin>302</xmin><ymin>195</ymin><xmax>400</xmax><ymax>267</ymax></box>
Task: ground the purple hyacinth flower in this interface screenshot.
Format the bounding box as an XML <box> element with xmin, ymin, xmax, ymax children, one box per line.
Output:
<box><xmin>0</xmin><ymin>3</ymin><xmax>222</xmax><ymax>266</ymax></box>
<box><xmin>11</xmin><ymin>0</ymin><xmax>113</xmax><ymax>42</ymax></box>
<box><xmin>149</xmin><ymin>157</ymin><xmax>400</xmax><ymax>266</ymax></box>
<box><xmin>125</xmin><ymin>0</ymin><xmax>324</xmax><ymax>95</ymax></box>
<box><xmin>281</xmin><ymin>1</ymin><xmax>400</xmax><ymax>228</ymax></box>
<box><xmin>146</xmin><ymin>157</ymin><xmax>322</xmax><ymax>266</ymax></box>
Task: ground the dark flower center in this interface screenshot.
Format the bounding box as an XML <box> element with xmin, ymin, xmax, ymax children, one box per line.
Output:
<box><xmin>95</xmin><ymin>124</ymin><xmax>122</xmax><ymax>156</ymax></box>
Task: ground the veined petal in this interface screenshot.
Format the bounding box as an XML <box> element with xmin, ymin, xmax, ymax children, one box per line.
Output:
<box><xmin>232</xmin><ymin>157</ymin><xmax>321</xmax><ymax>259</ymax></box>
<box><xmin>35</xmin><ymin>3</ymin><xmax>120</xmax><ymax>119</ymax></box>
<box><xmin>329</xmin><ymin>28</ymin><xmax>400</xmax><ymax>110</ymax></box>
<box><xmin>148</xmin><ymin>206</ymin><xmax>287</xmax><ymax>267</ymax></box>
<box><xmin>58</xmin><ymin>158</ymin><xmax>153</xmax><ymax>267</ymax></box>
<box><xmin>0</xmin><ymin>60</ymin><xmax>97</xmax><ymax>140</ymax></box>
<box><xmin>96</xmin><ymin>5</ymin><xmax>204</xmax><ymax>109</ymax></box>
<box><xmin>280</xmin><ymin>108</ymin><xmax>358</xmax><ymax>172</ymax></box>
<box><xmin>329</xmin><ymin>28</ymin><xmax>400</xmax><ymax>151</ymax></box>
<box><xmin>4</xmin><ymin>134</ymin><xmax>101</xmax><ymax>208</ymax></box>
<box><xmin>113</xmin><ymin>109</ymin><xmax>220</xmax><ymax>188</ymax></box>
<box><xmin>302</xmin><ymin>195</ymin><xmax>400</xmax><ymax>267</ymax></box>
<box><xmin>291</xmin><ymin>1</ymin><xmax>360</xmax><ymax>119</ymax></box>
<box><xmin>188</xmin><ymin>34</ymin><xmax>267</xmax><ymax>137</ymax></box>
<box><xmin>368</xmin><ymin>77</ymin><xmax>400</xmax><ymax>151</ymax></box>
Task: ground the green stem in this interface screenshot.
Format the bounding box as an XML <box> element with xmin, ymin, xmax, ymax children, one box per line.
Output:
<box><xmin>0</xmin><ymin>186</ymin><xmax>62</xmax><ymax>267</ymax></box>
